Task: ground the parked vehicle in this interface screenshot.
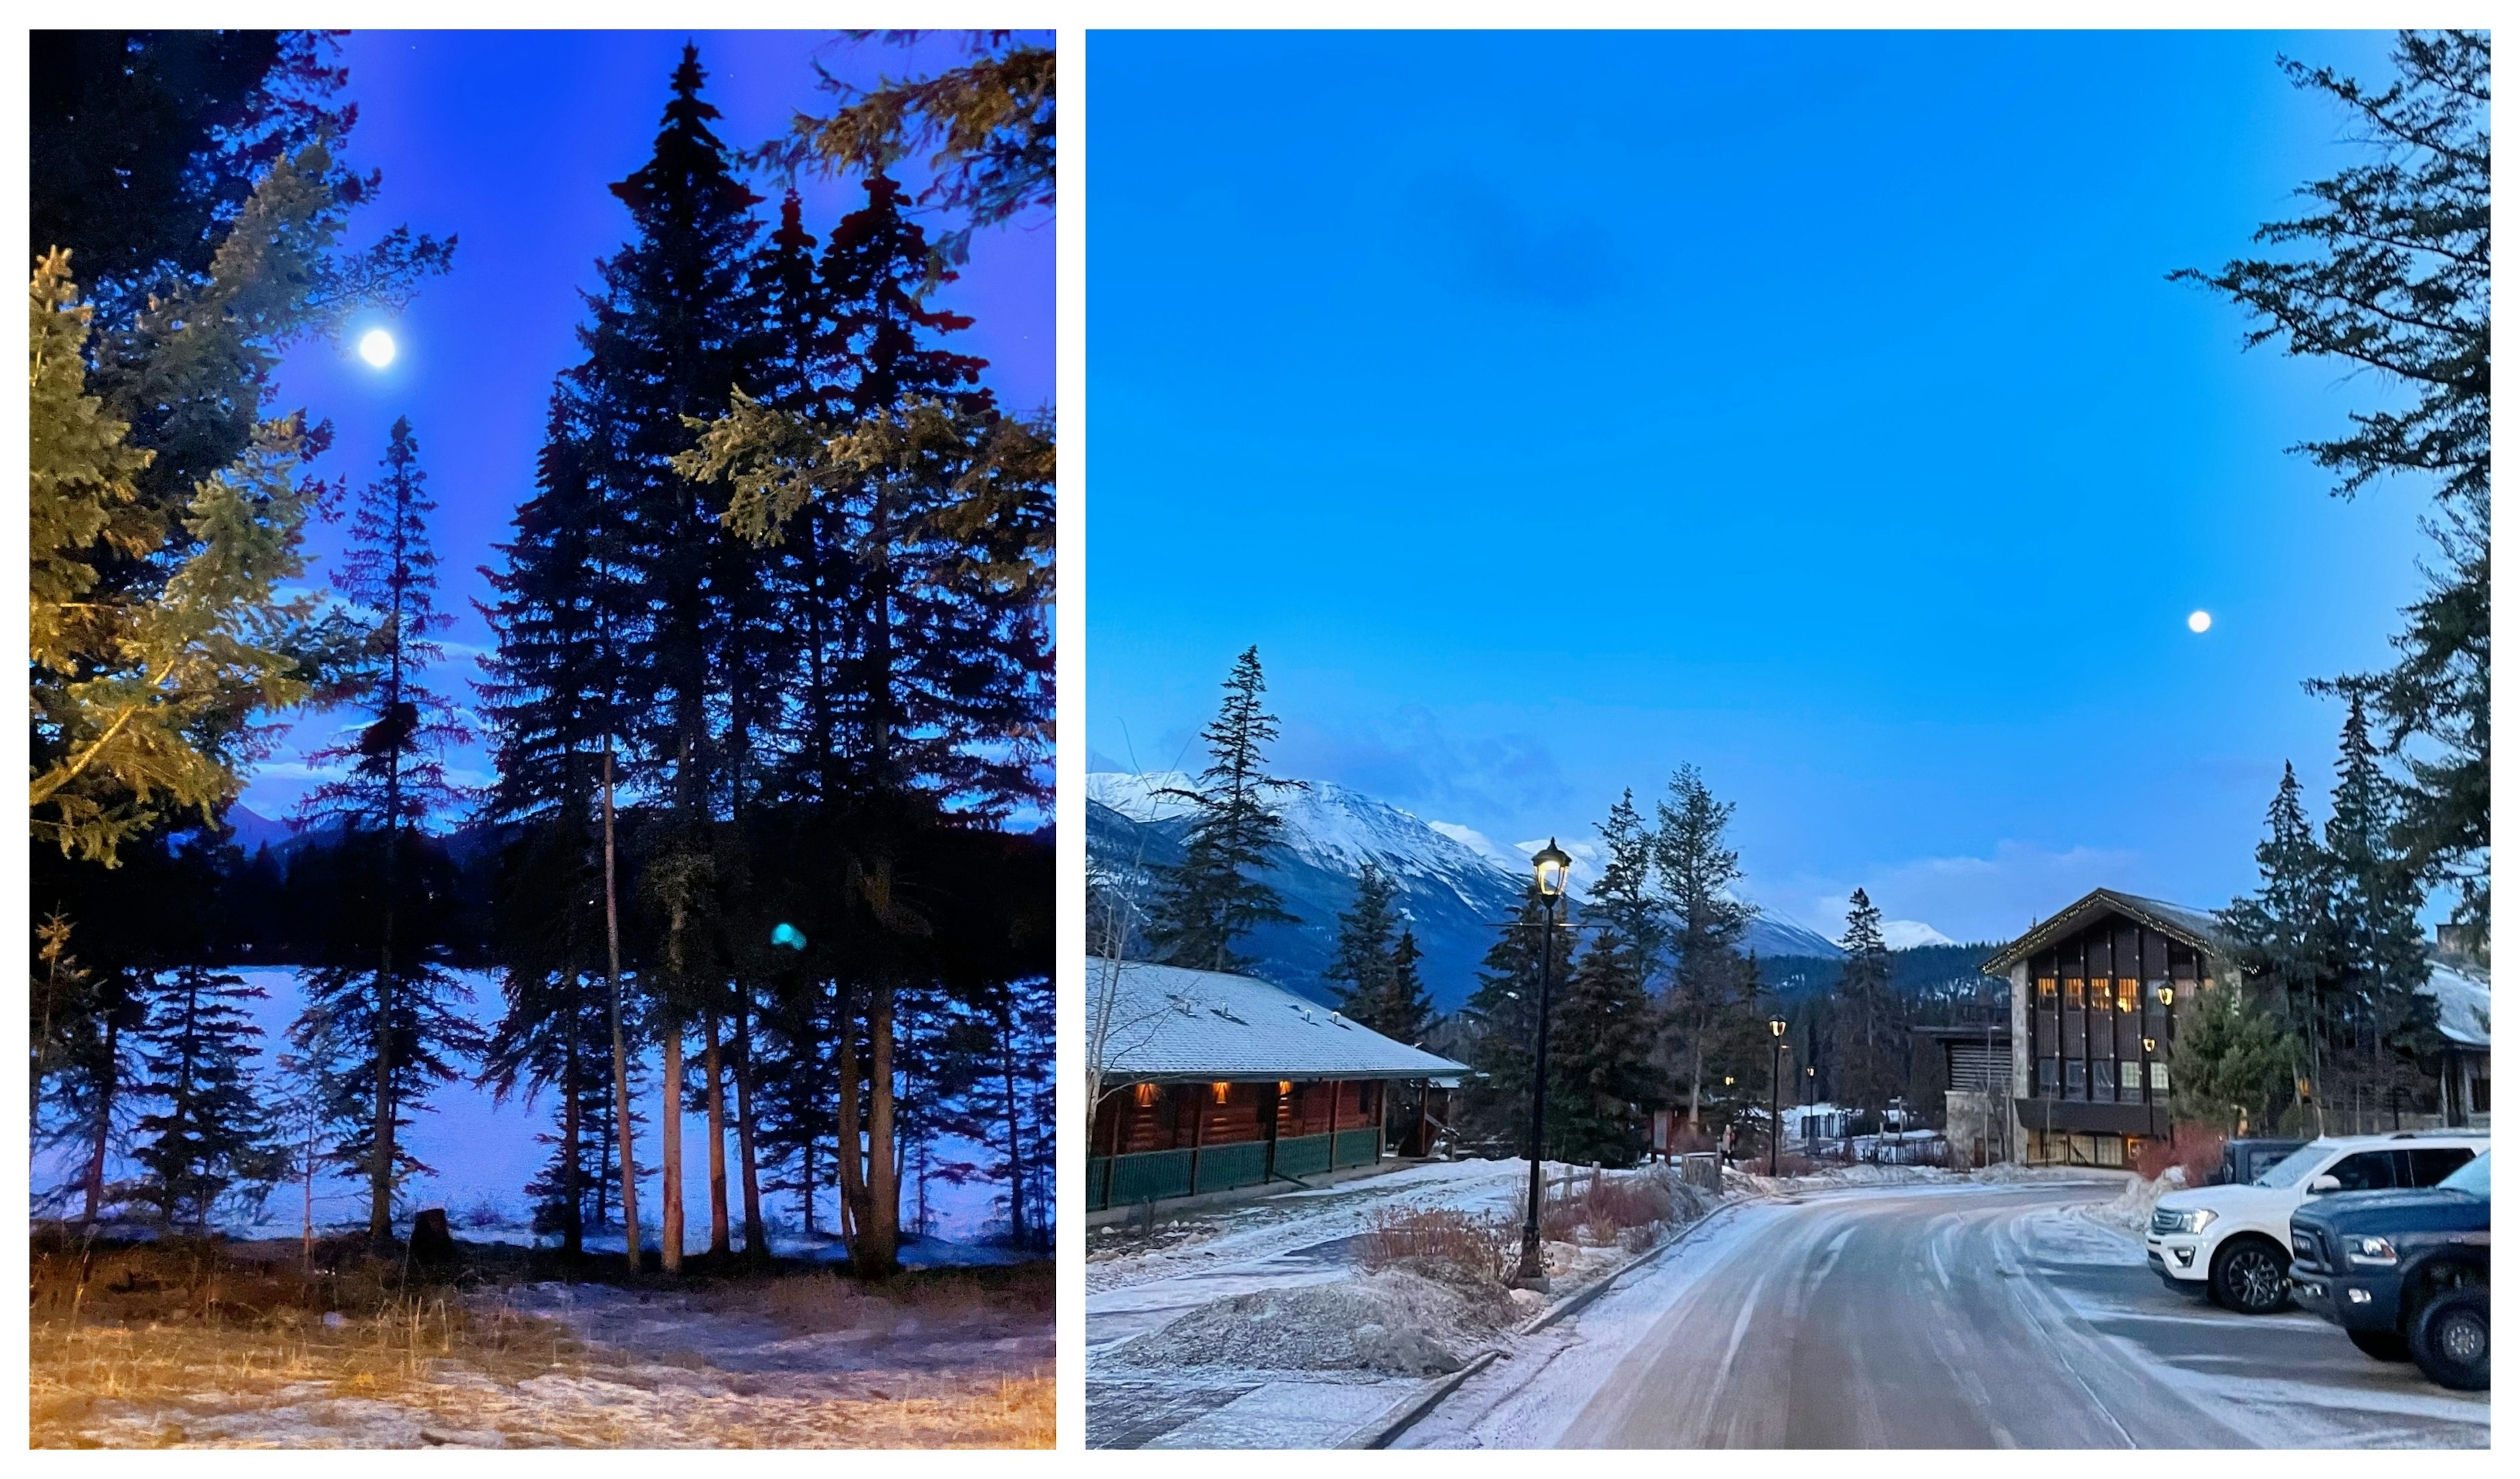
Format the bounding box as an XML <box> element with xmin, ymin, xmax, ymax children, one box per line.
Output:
<box><xmin>2290</xmin><ymin>1150</ymin><xmax>2488</xmax><ymax>1390</ymax></box>
<box><xmin>2146</xmin><ymin>1133</ymin><xmax>2485</xmax><ymax>1313</ymax></box>
<box><xmin>2206</xmin><ymin>1138</ymin><xmax>2309</xmax><ymax>1187</ymax></box>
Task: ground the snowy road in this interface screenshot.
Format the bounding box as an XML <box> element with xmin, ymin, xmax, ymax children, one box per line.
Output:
<box><xmin>1402</xmin><ymin>1180</ymin><xmax>2490</xmax><ymax>1449</ymax></box>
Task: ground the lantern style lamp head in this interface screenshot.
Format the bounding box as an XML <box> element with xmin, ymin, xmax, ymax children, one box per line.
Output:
<box><xmin>1532</xmin><ymin>839</ymin><xmax>1573</xmax><ymax>899</ymax></box>
<box><xmin>1769</xmin><ymin>1014</ymin><xmax>1788</xmax><ymax>1039</ymax></box>
<box><xmin>2158</xmin><ymin>984</ymin><xmax>2175</xmax><ymax>1007</ymax></box>
<box><xmin>2143</xmin><ymin>1036</ymin><xmax>2158</xmax><ymax>1054</ymax></box>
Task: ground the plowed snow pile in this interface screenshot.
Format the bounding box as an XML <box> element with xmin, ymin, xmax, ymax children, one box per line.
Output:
<box><xmin>1114</xmin><ymin>1267</ymin><xmax>1514</xmax><ymax>1377</ymax></box>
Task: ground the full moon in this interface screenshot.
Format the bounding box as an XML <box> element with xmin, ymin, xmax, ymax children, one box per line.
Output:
<box><xmin>358</xmin><ymin>329</ymin><xmax>397</xmax><ymax>368</ymax></box>
<box><xmin>2188</xmin><ymin>610</ymin><xmax>2212</xmax><ymax>634</ymax></box>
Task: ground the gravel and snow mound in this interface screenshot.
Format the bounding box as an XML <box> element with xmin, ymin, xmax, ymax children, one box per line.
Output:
<box><xmin>2081</xmin><ymin>1166</ymin><xmax>2181</xmax><ymax>1232</ymax></box>
<box><xmin>1113</xmin><ymin>1267</ymin><xmax>1515</xmax><ymax>1377</ymax></box>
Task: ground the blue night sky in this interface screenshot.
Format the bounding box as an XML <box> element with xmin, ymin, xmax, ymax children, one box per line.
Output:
<box><xmin>245</xmin><ymin>30</ymin><xmax>1054</xmax><ymax>818</ymax></box>
<box><xmin>1084</xmin><ymin>30</ymin><xmax>2440</xmax><ymax>944</ymax></box>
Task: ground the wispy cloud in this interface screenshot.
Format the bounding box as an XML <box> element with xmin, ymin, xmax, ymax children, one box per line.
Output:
<box><xmin>1765</xmin><ymin>840</ymin><xmax>2149</xmax><ymax>945</ymax></box>
<box><xmin>1280</xmin><ymin>705</ymin><xmax>1576</xmax><ymax>831</ymax></box>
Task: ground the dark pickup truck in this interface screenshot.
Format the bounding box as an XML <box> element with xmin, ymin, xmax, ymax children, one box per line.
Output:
<box><xmin>2210</xmin><ymin>1138</ymin><xmax>2308</xmax><ymax>1186</ymax></box>
<box><xmin>2289</xmin><ymin>1150</ymin><xmax>2489</xmax><ymax>1390</ymax></box>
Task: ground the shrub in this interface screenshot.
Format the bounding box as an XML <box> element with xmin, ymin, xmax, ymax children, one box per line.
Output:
<box><xmin>1540</xmin><ymin>1168</ymin><xmax>1678</xmax><ymax>1245</ymax></box>
<box><xmin>1358</xmin><ymin>1207</ymin><xmax>1519</xmax><ymax>1289</ymax></box>
<box><xmin>2130</xmin><ymin>1123</ymin><xmax>2225</xmax><ymax>1185</ymax></box>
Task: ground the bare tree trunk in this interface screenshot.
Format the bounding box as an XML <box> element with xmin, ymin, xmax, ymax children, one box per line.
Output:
<box><xmin>603</xmin><ymin>743</ymin><xmax>640</xmax><ymax>1274</ymax></box>
<box><xmin>863</xmin><ymin>979</ymin><xmax>900</xmax><ymax>1274</ymax></box>
<box><xmin>661</xmin><ymin>1026</ymin><xmax>684</xmax><ymax>1274</ymax></box>
<box><xmin>734</xmin><ymin>986</ymin><xmax>766</xmax><ymax>1257</ymax></box>
<box><xmin>562</xmin><ymin>967</ymin><xmax>585</xmax><ymax>1259</ymax></box>
<box><xmin>996</xmin><ymin>1001</ymin><xmax>1026</xmax><ymax>1247</ymax></box>
<box><xmin>704</xmin><ymin>1010</ymin><xmax>731</xmax><ymax>1259</ymax></box>
<box><xmin>83</xmin><ymin>1008</ymin><xmax>119</xmax><ymax>1224</ymax></box>
<box><xmin>835</xmin><ymin>982</ymin><xmax>868</xmax><ymax>1259</ymax></box>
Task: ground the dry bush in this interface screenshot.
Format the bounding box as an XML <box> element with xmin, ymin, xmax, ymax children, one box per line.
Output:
<box><xmin>1358</xmin><ymin>1207</ymin><xmax>1519</xmax><ymax>1289</ymax></box>
<box><xmin>32</xmin><ymin>1238</ymin><xmax>1053</xmax><ymax>1449</ymax></box>
<box><xmin>1770</xmin><ymin>1153</ymin><xmax>1821</xmax><ymax>1177</ymax></box>
<box><xmin>1540</xmin><ymin>1169</ymin><xmax>1678</xmax><ymax>1245</ymax></box>
<box><xmin>1666</xmin><ymin>1124</ymin><xmax>1717</xmax><ymax>1156</ymax></box>
<box><xmin>697</xmin><ymin>1262</ymin><xmax>1049</xmax><ymax>1335</ymax></box>
<box><xmin>2132</xmin><ymin>1124</ymin><xmax>2225</xmax><ymax>1186</ymax></box>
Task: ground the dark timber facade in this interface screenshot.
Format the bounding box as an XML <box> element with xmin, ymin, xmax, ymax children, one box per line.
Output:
<box><xmin>1986</xmin><ymin>890</ymin><xmax>2223</xmax><ymax>1167</ymax></box>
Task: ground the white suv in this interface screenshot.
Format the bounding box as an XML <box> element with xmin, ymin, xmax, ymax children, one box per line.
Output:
<box><xmin>2146</xmin><ymin>1133</ymin><xmax>2485</xmax><ymax>1313</ymax></box>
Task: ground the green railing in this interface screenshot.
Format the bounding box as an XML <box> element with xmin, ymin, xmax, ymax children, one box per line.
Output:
<box><xmin>1193</xmin><ymin>1140</ymin><xmax>1269</xmax><ymax>1194</ymax></box>
<box><xmin>1091</xmin><ymin>1125</ymin><xmax>1389</xmax><ymax>1214</ymax></box>
<box><xmin>1334</xmin><ymin>1128</ymin><xmax>1383</xmax><ymax>1169</ymax></box>
<box><xmin>1104</xmin><ymin>1148</ymin><xmax>1194</xmax><ymax>1207</ymax></box>
<box><xmin>1272</xmin><ymin>1132</ymin><xmax>1333</xmax><ymax>1179</ymax></box>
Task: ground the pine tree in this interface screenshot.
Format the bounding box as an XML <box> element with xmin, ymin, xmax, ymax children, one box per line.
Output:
<box><xmin>1652</xmin><ymin>766</ymin><xmax>1752</xmax><ymax>1124</ymax></box>
<box><xmin>131</xmin><ymin>965</ymin><xmax>284</xmax><ymax>1233</ymax></box>
<box><xmin>1326</xmin><ymin>862</ymin><xmax>1400</xmax><ymax>1025</ymax></box>
<box><xmin>1461</xmin><ymin>883</ymin><xmax>1576</xmax><ymax>1146</ymax></box>
<box><xmin>2169</xmin><ymin>978</ymin><xmax>2303</xmax><ymax>1136</ymax></box>
<box><xmin>293</xmin><ymin>416</ymin><xmax>480</xmax><ymax>1245</ymax></box>
<box><xmin>2220</xmin><ymin>760</ymin><xmax>2336</xmax><ymax>1109</ymax></box>
<box><xmin>2322</xmin><ymin>695</ymin><xmax>2439</xmax><ymax>1127</ymax></box>
<box><xmin>1830</xmin><ymin>888</ymin><xmax>1905</xmax><ymax>1117</ymax></box>
<box><xmin>1551</xmin><ymin>934</ymin><xmax>1660</xmax><ymax>1166</ymax></box>
<box><xmin>1144</xmin><ymin>648</ymin><xmax>1303</xmax><ymax>971</ymax></box>
<box><xmin>1376</xmin><ymin>928</ymin><xmax>1437</xmax><ymax>1048</ymax></box>
<box><xmin>2183</xmin><ymin>32</ymin><xmax>2489</xmax><ymax>943</ymax></box>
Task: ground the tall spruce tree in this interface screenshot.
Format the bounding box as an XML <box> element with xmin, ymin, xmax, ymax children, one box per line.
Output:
<box><xmin>1652</xmin><ymin>766</ymin><xmax>1753</xmax><ymax>1124</ymax></box>
<box><xmin>2220</xmin><ymin>759</ymin><xmax>2336</xmax><ymax>1121</ymax></box>
<box><xmin>2322</xmin><ymin>695</ymin><xmax>2439</xmax><ymax>1127</ymax></box>
<box><xmin>1326</xmin><ymin>862</ymin><xmax>1400</xmax><ymax>1024</ymax></box>
<box><xmin>1551</xmin><ymin>938</ymin><xmax>1660</xmax><ymax>1166</ymax></box>
<box><xmin>1461</xmin><ymin>883</ymin><xmax>1577</xmax><ymax>1147</ymax></box>
<box><xmin>1830</xmin><ymin>888</ymin><xmax>1905</xmax><ymax>1116</ymax></box>
<box><xmin>1376</xmin><ymin>928</ymin><xmax>1437</xmax><ymax>1048</ymax></box>
<box><xmin>1143</xmin><ymin>648</ymin><xmax>1303</xmax><ymax>972</ymax></box>
<box><xmin>131</xmin><ymin>965</ymin><xmax>284</xmax><ymax>1233</ymax></box>
<box><xmin>293</xmin><ymin>416</ymin><xmax>478</xmax><ymax>1244</ymax></box>
<box><xmin>2183</xmin><ymin>31</ymin><xmax>2490</xmax><ymax>943</ymax></box>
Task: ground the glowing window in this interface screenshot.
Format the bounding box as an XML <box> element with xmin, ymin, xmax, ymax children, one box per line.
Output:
<box><xmin>2064</xmin><ymin>978</ymin><xmax>2085</xmax><ymax>1009</ymax></box>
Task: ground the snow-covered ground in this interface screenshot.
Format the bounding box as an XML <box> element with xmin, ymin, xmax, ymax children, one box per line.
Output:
<box><xmin>32</xmin><ymin>967</ymin><xmax>1021</xmax><ymax>1255</ymax></box>
<box><xmin>1085</xmin><ymin>1157</ymin><xmax>1711</xmax><ymax>1448</ymax></box>
<box><xmin>42</xmin><ymin>1270</ymin><xmax>1053</xmax><ymax>1448</ymax></box>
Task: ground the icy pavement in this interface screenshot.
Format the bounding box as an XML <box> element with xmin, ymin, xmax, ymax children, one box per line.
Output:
<box><xmin>1396</xmin><ymin>1178</ymin><xmax>2488</xmax><ymax>1449</ymax></box>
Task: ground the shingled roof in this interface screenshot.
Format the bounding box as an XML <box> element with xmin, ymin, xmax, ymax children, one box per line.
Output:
<box><xmin>1982</xmin><ymin>888</ymin><xmax>2229</xmax><ymax>974</ymax></box>
<box><xmin>1085</xmin><ymin>959</ymin><xmax>1469</xmax><ymax>1083</ymax></box>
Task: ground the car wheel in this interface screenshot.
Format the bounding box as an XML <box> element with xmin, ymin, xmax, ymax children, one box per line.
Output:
<box><xmin>2348</xmin><ymin>1328</ymin><xmax>2409</xmax><ymax>1362</ymax></box>
<box><xmin>2409</xmin><ymin>1288</ymin><xmax>2488</xmax><ymax>1391</ymax></box>
<box><xmin>2210</xmin><ymin>1238</ymin><xmax>2292</xmax><ymax>1314</ymax></box>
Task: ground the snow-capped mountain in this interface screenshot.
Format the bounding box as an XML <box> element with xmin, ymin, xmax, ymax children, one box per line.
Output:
<box><xmin>1087</xmin><ymin>771</ymin><xmax>1895</xmax><ymax>1010</ymax></box>
<box><xmin>1883</xmin><ymin>919</ymin><xmax>1957</xmax><ymax>949</ymax></box>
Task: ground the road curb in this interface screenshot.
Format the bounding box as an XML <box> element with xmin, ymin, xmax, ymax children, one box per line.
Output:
<box><xmin>1521</xmin><ymin>1192</ymin><xmax>1749</xmax><ymax>1337</ymax></box>
<box><xmin>1339</xmin><ymin>1348</ymin><xmax>1502</xmax><ymax>1449</ymax></box>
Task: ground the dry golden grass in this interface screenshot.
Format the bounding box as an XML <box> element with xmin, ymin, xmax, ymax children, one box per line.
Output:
<box><xmin>31</xmin><ymin>1239</ymin><xmax>1053</xmax><ymax>1449</ymax></box>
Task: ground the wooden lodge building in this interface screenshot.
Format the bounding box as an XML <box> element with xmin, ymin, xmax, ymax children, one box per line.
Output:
<box><xmin>1989</xmin><ymin>889</ymin><xmax>2495</xmax><ymax>1165</ymax></box>
<box><xmin>1085</xmin><ymin>960</ymin><xmax>1468</xmax><ymax>1218</ymax></box>
<box><xmin>1986</xmin><ymin>889</ymin><xmax>2224</xmax><ymax>1168</ymax></box>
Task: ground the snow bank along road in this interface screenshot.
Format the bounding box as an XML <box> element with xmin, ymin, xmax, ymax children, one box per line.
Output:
<box><xmin>1400</xmin><ymin>1180</ymin><xmax>2488</xmax><ymax>1449</ymax></box>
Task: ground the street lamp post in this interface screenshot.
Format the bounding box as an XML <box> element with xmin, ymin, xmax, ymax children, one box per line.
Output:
<box><xmin>1768</xmin><ymin>1016</ymin><xmax>1789</xmax><ymax>1177</ymax></box>
<box><xmin>2141</xmin><ymin>1035</ymin><xmax>2158</xmax><ymax>1143</ymax></box>
<box><xmin>1515</xmin><ymin>840</ymin><xmax>1573</xmax><ymax>1290</ymax></box>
